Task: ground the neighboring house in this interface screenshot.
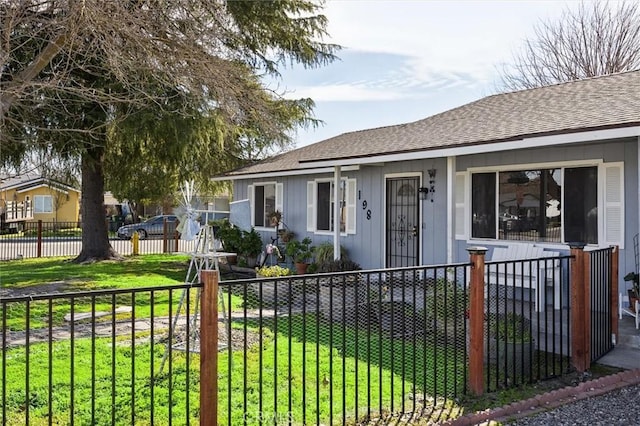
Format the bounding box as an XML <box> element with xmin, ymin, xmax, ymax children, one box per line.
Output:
<box><xmin>0</xmin><ymin>174</ymin><xmax>81</xmax><ymax>229</ymax></box>
<box><xmin>215</xmin><ymin>71</ymin><xmax>640</xmax><ymax>285</ymax></box>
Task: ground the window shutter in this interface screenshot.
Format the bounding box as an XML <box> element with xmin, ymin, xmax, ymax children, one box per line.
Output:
<box><xmin>307</xmin><ymin>181</ymin><xmax>315</xmax><ymax>232</ymax></box>
<box><xmin>276</xmin><ymin>182</ymin><xmax>283</xmax><ymax>214</ymax></box>
<box><xmin>455</xmin><ymin>172</ymin><xmax>468</xmax><ymax>239</ymax></box>
<box><xmin>346</xmin><ymin>178</ymin><xmax>357</xmax><ymax>234</ymax></box>
<box><xmin>247</xmin><ymin>185</ymin><xmax>254</xmax><ymax>226</ymax></box>
<box><xmin>603</xmin><ymin>162</ymin><xmax>624</xmax><ymax>248</ymax></box>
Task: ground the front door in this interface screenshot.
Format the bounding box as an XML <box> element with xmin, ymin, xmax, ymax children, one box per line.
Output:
<box><xmin>385</xmin><ymin>176</ymin><xmax>420</xmax><ymax>267</ymax></box>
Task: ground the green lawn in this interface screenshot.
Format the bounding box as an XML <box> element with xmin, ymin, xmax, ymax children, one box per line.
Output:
<box><xmin>2</xmin><ymin>255</ymin><xmax>609</xmax><ymax>424</ymax></box>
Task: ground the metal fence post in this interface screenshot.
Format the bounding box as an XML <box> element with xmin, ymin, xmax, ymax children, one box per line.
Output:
<box><xmin>610</xmin><ymin>246</ymin><xmax>619</xmax><ymax>345</ymax></box>
<box><xmin>163</xmin><ymin>218</ymin><xmax>168</xmax><ymax>253</ymax></box>
<box><xmin>569</xmin><ymin>243</ymin><xmax>589</xmax><ymax>372</ymax></box>
<box><xmin>200</xmin><ymin>270</ymin><xmax>219</xmax><ymax>426</ymax></box>
<box><xmin>37</xmin><ymin>220</ymin><xmax>43</xmax><ymax>258</ymax></box>
<box><xmin>467</xmin><ymin>246</ymin><xmax>487</xmax><ymax>396</ymax></box>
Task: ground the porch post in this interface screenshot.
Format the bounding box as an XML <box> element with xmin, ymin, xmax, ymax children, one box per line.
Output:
<box><xmin>200</xmin><ymin>270</ymin><xmax>219</xmax><ymax>426</ymax></box>
<box><xmin>467</xmin><ymin>246</ymin><xmax>487</xmax><ymax>396</ymax></box>
<box><xmin>333</xmin><ymin>165</ymin><xmax>341</xmax><ymax>260</ymax></box>
<box><xmin>446</xmin><ymin>156</ymin><xmax>456</xmax><ymax>264</ymax></box>
<box><xmin>569</xmin><ymin>243</ymin><xmax>589</xmax><ymax>373</ymax></box>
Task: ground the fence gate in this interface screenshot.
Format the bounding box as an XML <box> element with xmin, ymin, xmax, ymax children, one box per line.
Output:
<box><xmin>589</xmin><ymin>247</ymin><xmax>614</xmax><ymax>362</ymax></box>
<box><xmin>385</xmin><ymin>176</ymin><xmax>420</xmax><ymax>268</ymax></box>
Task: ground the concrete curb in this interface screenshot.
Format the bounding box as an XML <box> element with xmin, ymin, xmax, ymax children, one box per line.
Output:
<box><xmin>442</xmin><ymin>369</ymin><xmax>640</xmax><ymax>425</ymax></box>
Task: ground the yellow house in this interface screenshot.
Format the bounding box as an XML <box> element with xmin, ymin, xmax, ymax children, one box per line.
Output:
<box><xmin>0</xmin><ymin>175</ymin><xmax>81</xmax><ymax>229</ymax></box>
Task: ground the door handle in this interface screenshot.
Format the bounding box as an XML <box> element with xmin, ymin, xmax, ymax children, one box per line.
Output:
<box><xmin>412</xmin><ymin>226</ymin><xmax>418</xmax><ymax>237</ymax></box>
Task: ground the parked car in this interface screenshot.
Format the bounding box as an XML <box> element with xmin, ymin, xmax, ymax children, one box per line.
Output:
<box><xmin>116</xmin><ymin>215</ymin><xmax>179</xmax><ymax>240</ymax></box>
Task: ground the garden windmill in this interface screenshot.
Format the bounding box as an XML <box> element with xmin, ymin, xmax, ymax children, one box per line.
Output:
<box><xmin>158</xmin><ymin>181</ymin><xmax>230</xmax><ymax>374</ymax></box>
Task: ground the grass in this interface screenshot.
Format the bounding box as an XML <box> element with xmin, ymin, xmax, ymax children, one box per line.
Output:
<box><xmin>0</xmin><ymin>255</ymin><xmax>624</xmax><ymax>424</ymax></box>
<box><xmin>0</xmin><ymin>254</ymin><xmax>248</xmax><ymax>330</ymax></box>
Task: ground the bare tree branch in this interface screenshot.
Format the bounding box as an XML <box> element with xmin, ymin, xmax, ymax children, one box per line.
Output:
<box><xmin>499</xmin><ymin>0</ymin><xmax>640</xmax><ymax>91</ymax></box>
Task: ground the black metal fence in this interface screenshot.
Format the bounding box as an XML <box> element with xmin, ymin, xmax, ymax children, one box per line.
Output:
<box><xmin>2</xmin><ymin>248</ymin><xmax>615</xmax><ymax>424</ymax></box>
<box><xmin>219</xmin><ymin>264</ymin><xmax>470</xmax><ymax>424</ymax></box>
<box><xmin>1</xmin><ymin>263</ymin><xmax>471</xmax><ymax>425</ymax></box>
<box><xmin>589</xmin><ymin>247</ymin><xmax>615</xmax><ymax>362</ymax></box>
<box><xmin>484</xmin><ymin>254</ymin><xmax>573</xmax><ymax>392</ymax></box>
<box><xmin>0</xmin><ymin>221</ymin><xmax>195</xmax><ymax>260</ymax></box>
<box><xmin>1</xmin><ymin>283</ymin><xmax>204</xmax><ymax>425</ymax></box>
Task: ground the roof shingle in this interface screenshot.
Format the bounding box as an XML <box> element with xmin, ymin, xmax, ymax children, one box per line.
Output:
<box><xmin>226</xmin><ymin>70</ymin><xmax>640</xmax><ymax>176</ymax></box>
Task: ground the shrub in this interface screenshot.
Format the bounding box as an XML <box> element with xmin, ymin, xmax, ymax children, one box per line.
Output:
<box><xmin>317</xmin><ymin>259</ymin><xmax>361</xmax><ymax>273</ymax></box>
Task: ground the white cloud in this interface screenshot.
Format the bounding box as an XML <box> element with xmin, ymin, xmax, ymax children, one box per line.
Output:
<box><xmin>323</xmin><ymin>0</ymin><xmax>571</xmax><ymax>79</ymax></box>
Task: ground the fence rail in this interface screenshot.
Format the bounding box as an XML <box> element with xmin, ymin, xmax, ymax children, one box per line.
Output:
<box><xmin>0</xmin><ymin>220</ymin><xmax>196</xmax><ymax>260</ymax></box>
<box><xmin>1</xmin><ymin>246</ymin><xmax>613</xmax><ymax>424</ymax></box>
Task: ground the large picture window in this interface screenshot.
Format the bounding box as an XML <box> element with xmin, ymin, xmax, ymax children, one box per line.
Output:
<box><xmin>470</xmin><ymin>166</ymin><xmax>599</xmax><ymax>244</ymax></box>
<box><xmin>34</xmin><ymin>195</ymin><xmax>53</xmax><ymax>213</ymax></box>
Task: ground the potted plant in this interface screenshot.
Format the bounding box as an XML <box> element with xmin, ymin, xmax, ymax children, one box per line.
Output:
<box><xmin>624</xmin><ymin>272</ymin><xmax>640</xmax><ymax>311</ymax></box>
<box><xmin>267</xmin><ymin>210</ymin><xmax>282</xmax><ymax>227</ymax></box>
<box><xmin>285</xmin><ymin>237</ymin><xmax>315</xmax><ymax>274</ymax></box>
<box><xmin>278</xmin><ymin>228</ymin><xmax>295</xmax><ymax>243</ymax></box>
<box><xmin>239</xmin><ymin>228</ymin><xmax>263</xmax><ymax>268</ymax></box>
<box><xmin>314</xmin><ymin>241</ymin><xmax>348</xmax><ymax>266</ymax></box>
<box><xmin>212</xmin><ymin>219</ymin><xmax>241</xmax><ymax>264</ymax></box>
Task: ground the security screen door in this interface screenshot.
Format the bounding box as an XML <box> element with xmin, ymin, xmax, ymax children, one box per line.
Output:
<box><xmin>385</xmin><ymin>177</ymin><xmax>420</xmax><ymax>268</ymax></box>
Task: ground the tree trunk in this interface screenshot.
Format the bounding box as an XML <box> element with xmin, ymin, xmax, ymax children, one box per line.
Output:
<box><xmin>73</xmin><ymin>145</ymin><xmax>121</xmax><ymax>262</ymax></box>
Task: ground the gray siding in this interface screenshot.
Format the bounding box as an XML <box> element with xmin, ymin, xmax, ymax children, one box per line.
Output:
<box><xmin>232</xmin><ymin>137</ymin><xmax>638</xmax><ymax>274</ymax></box>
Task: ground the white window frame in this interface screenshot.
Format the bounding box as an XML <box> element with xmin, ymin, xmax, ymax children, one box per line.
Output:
<box><xmin>33</xmin><ymin>194</ymin><xmax>53</xmax><ymax>214</ymax></box>
<box><xmin>307</xmin><ymin>178</ymin><xmax>356</xmax><ymax>235</ymax></box>
<box><xmin>247</xmin><ymin>181</ymin><xmax>283</xmax><ymax>229</ymax></box>
<box><xmin>464</xmin><ymin>159</ymin><xmax>624</xmax><ymax>248</ymax></box>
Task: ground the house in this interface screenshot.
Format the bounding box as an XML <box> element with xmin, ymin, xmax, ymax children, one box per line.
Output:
<box><xmin>0</xmin><ymin>174</ymin><xmax>81</xmax><ymax>230</ymax></box>
<box><xmin>215</xmin><ymin>70</ymin><xmax>640</xmax><ymax>286</ymax></box>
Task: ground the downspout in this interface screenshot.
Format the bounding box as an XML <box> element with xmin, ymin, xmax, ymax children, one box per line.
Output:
<box><xmin>447</xmin><ymin>156</ymin><xmax>456</xmax><ymax>264</ymax></box>
<box><xmin>334</xmin><ymin>165</ymin><xmax>341</xmax><ymax>260</ymax></box>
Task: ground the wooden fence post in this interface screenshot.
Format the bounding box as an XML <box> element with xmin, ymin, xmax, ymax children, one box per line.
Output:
<box><xmin>569</xmin><ymin>243</ymin><xmax>589</xmax><ymax>373</ymax></box>
<box><xmin>200</xmin><ymin>270</ymin><xmax>219</xmax><ymax>426</ymax></box>
<box><xmin>467</xmin><ymin>246</ymin><xmax>487</xmax><ymax>396</ymax></box>
<box><xmin>37</xmin><ymin>220</ymin><xmax>43</xmax><ymax>258</ymax></box>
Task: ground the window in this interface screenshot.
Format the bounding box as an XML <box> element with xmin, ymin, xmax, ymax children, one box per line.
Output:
<box><xmin>248</xmin><ymin>182</ymin><xmax>282</xmax><ymax>228</ymax></box>
<box><xmin>34</xmin><ymin>195</ymin><xmax>53</xmax><ymax>213</ymax></box>
<box><xmin>467</xmin><ymin>164</ymin><xmax>622</xmax><ymax>246</ymax></box>
<box><xmin>307</xmin><ymin>178</ymin><xmax>356</xmax><ymax>234</ymax></box>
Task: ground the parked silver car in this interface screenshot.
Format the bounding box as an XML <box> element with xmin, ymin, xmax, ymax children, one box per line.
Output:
<box><xmin>116</xmin><ymin>215</ymin><xmax>179</xmax><ymax>240</ymax></box>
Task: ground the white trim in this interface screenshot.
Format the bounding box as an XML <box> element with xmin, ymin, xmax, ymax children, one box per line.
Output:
<box><xmin>17</xmin><ymin>184</ymin><xmax>69</xmax><ymax>195</ymax></box>
<box><xmin>333</xmin><ymin>166</ymin><xmax>341</xmax><ymax>259</ymax></box>
<box><xmin>467</xmin><ymin>159</ymin><xmax>603</xmax><ymax>173</ymax></box>
<box><xmin>249</xmin><ymin>181</ymin><xmax>280</xmax><ymax>231</ymax></box>
<box><xmin>212</xmin><ymin>165</ymin><xmax>360</xmax><ymax>181</ymax></box>
<box><xmin>307</xmin><ymin>176</ymin><xmax>352</xmax><ymax>237</ymax></box>
<box><xmin>602</xmin><ymin>162</ymin><xmax>625</xmax><ymax>249</ymax></box>
<box><xmin>447</xmin><ymin>157</ymin><xmax>456</xmax><ymax>263</ymax></box>
<box><xmin>299</xmin><ymin>127</ymin><xmax>640</xmax><ymax>168</ymax></box>
<box><xmin>33</xmin><ymin>194</ymin><xmax>54</xmax><ymax>213</ymax></box>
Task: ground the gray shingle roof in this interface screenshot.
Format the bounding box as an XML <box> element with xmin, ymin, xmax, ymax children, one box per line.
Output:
<box><xmin>225</xmin><ymin>70</ymin><xmax>640</xmax><ymax>177</ymax></box>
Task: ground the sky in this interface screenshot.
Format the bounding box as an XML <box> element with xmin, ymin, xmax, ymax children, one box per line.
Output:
<box><xmin>272</xmin><ymin>0</ymin><xmax>581</xmax><ymax>148</ymax></box>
